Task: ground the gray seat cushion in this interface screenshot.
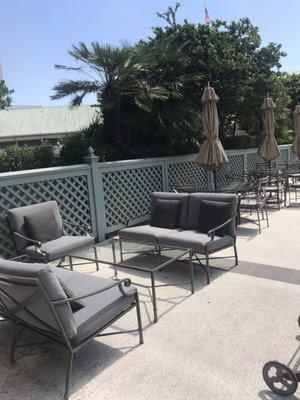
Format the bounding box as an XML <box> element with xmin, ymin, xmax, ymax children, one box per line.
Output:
<box><xmin>187</xmin><ymin>193</ymin><xmax>238</xmax><ymax>237</ymax></box>
<box><xmin>6</xmin><ymin>201</ymin><xmax>64</xmax><ymax>253</ymax></box>
<box><xmin>54</xmin><ymin>268</ymin><xmax>136</xmax><ymax>344</ymax></box>
<box><xmin>119</xmin><ymin>225</ymin><xmax>183</xmax><ymax>244</ymax></box>
<box><xmin>24</xmin><ymin>235</ymin><xmax>95</xmax><ymax>261</ymax></box>
<box><xmin>157</xmin><ymin>229</ymin><xmax>234</xmax><ymax>253</ymax></box>
<box><xmin>151</xmin><ymin>192</ymin><xmax>189</xmax><ymax>229</ymax></box>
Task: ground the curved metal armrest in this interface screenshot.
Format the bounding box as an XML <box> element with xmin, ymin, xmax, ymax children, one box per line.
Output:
<box><xmin>13</xmin><ymin>231</ymin><xmax>42</xmax><ymax>247</ymax></box>
<box><xmin>121</xmin><ymin>210</ymin><xmax>150</xmax><ymax>228</ymax></box>
<box><xmin>12</xmin><ymin>232</ymin><xmax>46</xmax><ymax>258</ymax></box>
<box><xmin>52</xmin><ymin>278</ymin><xmax>136</xmax><ymax>305</ymax></box>
<box><xmin>207</xmin><ymin>212</ymin><xmax>239</xmax><ymax>242</ymax></box>
<box><xmin>62</xmin><ymin>219</ymin><xmax>92</xmax><ymax>236</ymax></box>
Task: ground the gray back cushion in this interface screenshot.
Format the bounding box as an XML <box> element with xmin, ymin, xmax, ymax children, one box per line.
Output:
<box><xmin>24</xmin><ymin>208</ymin><xmax>62</xmax><ymax>243</ymax></box>
<box><xmin>0</xmin><ymin>259</ymin><xmax>76</xmax><ymax>340</ymax></box>
<box><xmin>150</xmin><ymin>199</ymin><xmax>181</xmax><ymax>229</ymax></box>
<box><xmin>187</xmin><ymin>193</ymin><xmax>238</xmax><ymax>237</ymax></box>
<box><xmin>151</xmin><ymin>192</ymin><xmax>189</xmax><ymax>229</ymax></box>
<box><xmin>7</xmin><ymin>201</ymin><xmax>63</xmax><ymax>253</ymax></box>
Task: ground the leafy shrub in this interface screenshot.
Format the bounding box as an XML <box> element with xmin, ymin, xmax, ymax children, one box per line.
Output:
<box><xmin>0</xmin><ymin>145</ymin><xmax>56</xmax><ymax>173</ymax></box>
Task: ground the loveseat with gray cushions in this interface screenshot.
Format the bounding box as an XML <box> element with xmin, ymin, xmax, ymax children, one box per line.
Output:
<box><xmin>0</xmin><ymin>258</ymin><xmax>143</xmax><ymax>399</ymax></box>
<box><xmin>119</xmin><ymin>192</ymin><xmax>239</xmax><ymax>283</ymax></box>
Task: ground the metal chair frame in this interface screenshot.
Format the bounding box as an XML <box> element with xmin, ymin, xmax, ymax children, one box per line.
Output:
<box><xmin>239</xmin><ymin>176</ymin><xmax>270</xmax><ymax>233</ymax></box>
<box><xmin>0</xmin><ymin>275</ymin><xmax>143</xmax><ymax>399</ymax></box>
<box><xmin>120</xmin><ymin>211</ymin><xmax>239</xmax><ymax>285</ymax></box>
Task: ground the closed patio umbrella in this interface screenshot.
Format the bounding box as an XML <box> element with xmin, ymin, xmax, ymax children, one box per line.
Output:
<box><xmin>196</xmin><ymin>85</ymin><xmax>228</xmax><ymax>189</ymax></box>
<box><xmin>258</xmin><ymin>97</ymin><xmax>280</xmax><ymax>165</ymax></box>
<box><xmin>292</xmin><ymin>104</ymin><xmax>300</xmax><ymax>158</ymax></box>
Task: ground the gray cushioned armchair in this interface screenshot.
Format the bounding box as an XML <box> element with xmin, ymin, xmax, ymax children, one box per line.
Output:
<box><xmin>119</xmin><ymin>192</ymin><xmax>239</xmax><ymax>284</ymax></box>
<box><xmin>6</xmin><ymin>201</ymin><xmax>95</xmax><ymax>268</ymax></box>
<box><xmin>0</xmin><ymin>258</ymin><xmax>143</xmax><ymax>399</ymax></box>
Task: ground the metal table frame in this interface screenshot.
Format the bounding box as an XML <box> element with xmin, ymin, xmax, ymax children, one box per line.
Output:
<box><xmin>68</xmin><ymin>240</ymin><xmax>194</xmax><ymax>323</ymax></box>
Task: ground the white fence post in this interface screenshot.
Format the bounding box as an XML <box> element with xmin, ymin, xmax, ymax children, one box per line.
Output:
<box><xmin>84</xmin><ymin>147</ymin><xmax>106</xmax><ymax>241</ymax></box>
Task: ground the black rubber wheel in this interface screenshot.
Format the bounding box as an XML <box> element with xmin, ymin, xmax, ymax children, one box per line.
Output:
<box><xmin>263</xmin><ymin>361</ymin><xmax>298</xmax><ymax>396</ymax></box>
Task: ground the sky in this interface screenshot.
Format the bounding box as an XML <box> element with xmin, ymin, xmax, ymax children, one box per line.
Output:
<box><xmin>1</xmin><ymin>0</ymin><xmax>300</xmax><ymax>106</ymax></box>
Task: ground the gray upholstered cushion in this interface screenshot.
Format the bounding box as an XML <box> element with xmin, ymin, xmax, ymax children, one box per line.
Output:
<box><xmin>24</xmin><ymin>235</ymin><xmax>95</xmax><ymax>261</ymax></box>
<box><xmin>198</xmin><ymin>200</ymin><xmax>231</xmax><ymax>236</ymax></box>
<box><xmin>55</xmin><ymin>268</ymin><xmax>136</xmax><ymax>344</ymax></box>
<box><xmin>157</xmin><ymin>229</ymin><xmax>234</xmax><ymax>253</ymax></box>
<box><xmin>0</xmin><ymin>259</ymin><xmax>76</xmax><ymax>340</ymax></box>
<box><xmin>187</xmin><ymin>193</ymin><xmax>238</xmax><ymax>237</ymax></box>
<box><xmin>38</xmin><ymin>268</ymin><xmax>77</xmax><ymax>339</ymax></box>
<box><xmin>151</xmin><ymin>192</ymin><xmax>189</xmax><ymax>229</ymax></box>
<box><xmin>24</xmin><ymin>207</ymin><xmax>62</xmax><ymax>243</ymax></box>
<box><xmin>150</xmin><ymin>199</ymin><xmax>181</xmax><ymax>229</ymax></box>
<box><xmin>7</xmin><ymin>201</ymin><xmax>63</xmax><ymax>253</ymax></box>
<box><xmin>119</xmin><ymin>225</ymin><xmax>183</xmax><ymax>244</ymax></box>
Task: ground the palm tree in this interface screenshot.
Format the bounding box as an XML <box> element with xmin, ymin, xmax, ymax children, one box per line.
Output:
<box><xmin>51</xmin><ymin>42</ymin><xmax>169</xmax><ymax>144</ymax></box>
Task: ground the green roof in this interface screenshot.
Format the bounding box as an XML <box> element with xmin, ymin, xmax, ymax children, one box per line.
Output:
<box><xmin>0</xmin><ymin>105</ymin><xmax>101</xmax><ymax>139</ymax></box>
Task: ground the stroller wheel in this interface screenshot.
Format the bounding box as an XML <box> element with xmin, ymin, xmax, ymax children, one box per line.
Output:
<box><xmin>263</xmin><ymin>361</ymin><xmax>298</xmax><ymax>396</ymax></box>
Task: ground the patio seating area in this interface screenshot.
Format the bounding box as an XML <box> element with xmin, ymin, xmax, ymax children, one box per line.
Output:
<box><xmin>0</xmin><ymin>201</ymin><xmax>300</xmax><ymax>399</ymax></box>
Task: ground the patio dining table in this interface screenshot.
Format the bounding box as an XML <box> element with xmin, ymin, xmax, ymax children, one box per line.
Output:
<box><xmin>217</xmin><ymin>180</ymin><xmax>256</xmax><ymax>195</ymax></box>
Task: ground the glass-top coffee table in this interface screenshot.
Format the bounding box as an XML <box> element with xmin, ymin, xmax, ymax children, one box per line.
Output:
<box><xmin>68</xmin><ymin>239</ymin><xmax>194</xmax><ymax>323</ymax></box>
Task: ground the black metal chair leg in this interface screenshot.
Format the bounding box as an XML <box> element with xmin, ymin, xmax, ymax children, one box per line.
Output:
<box><xmin>10</xmin><ymin>323</ymin><xmax>23</xmax><ymax>363</ymax></box>
<box><xmin>135</xmin><ymin>293</ymin><xmax>144</xmax><ymax>344</ymax></box>
<box><xmin>93</xmin><ymin>246</ymin><xmax>99</xmax><ymax>271</ymax></box>
<box><xmin>205</xmin><ymin>253</ymin><xmax>210</xmax><ymax>285</ymax></box>
<box><xmin>234</xmin><ymin>244</ymin><xmax>238</xmax><ymax>266</ymax></box>
<box><xmin>119</xmin><ymin>240</ymin><xmax>124</xmax><ymax>262</ymax></box>
<box><xmin>265</xmin><ymin>205</ymin><xmax>269</xmax><ymax>227</ymax></box>
<box><xmin>58</xmin><ymin>257</ymin><xmax>65</xmax><ymax>267</ymax></box>
<box><xmin>257</xmin><ymin>209</ymin><xmax>261</xmax><ymax>234</ymax></box>
<box><xmin>64</xmin><ymin>351</ymin><xmax>74</xmax><ymax>400</ymax></box>
<box><xmin>68</xmin><ymin>255</ymin><xmax>73</xmax><ymax>271</ymax></box>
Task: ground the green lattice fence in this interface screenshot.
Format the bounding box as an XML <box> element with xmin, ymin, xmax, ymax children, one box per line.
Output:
<box><xmin>0</xmin><ymin>165</ymin><xmax>96</xmax><ymax>258</ymax></box>
<box><xmin>0</xmin><ymin>144</ymin><xmax>292</xmax><ymax>257</ymax></box>
<box><xmin>165</xmin><ymin>155</ymin><xmax>208</xmax><ymax>190</ymax></box>
<box><xmin>99</xmin><ymin>159</ymin><xmax>165</xmax><ymax>233</ymax></box>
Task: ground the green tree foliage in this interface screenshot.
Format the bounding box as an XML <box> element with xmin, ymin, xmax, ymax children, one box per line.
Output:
<box><xmin>54</xmin><ymin>4</ymin><xmax>292</xmax><ymax>164</ymax></box>
<box><xmin>0</xmin><ymin>80</ymin><xmax>14</xmax><ymax>109</ymax></box>
<box><xmin>0</xmin><ymin>145</ymin><xmax>56</xmax><ymax>173</ymax></box>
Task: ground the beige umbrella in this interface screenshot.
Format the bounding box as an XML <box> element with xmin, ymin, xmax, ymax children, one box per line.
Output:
<box><xmin>258</xmin><ymin>97</ymin><xmax>280</xmax><ymax>165</ymax></box>
<box><xmin>196</xmin><ymin>85</ymin><xmax>228</xmax><ymax>189</ymax></box>
<box><xmin>292</xmin><ymin>104</ymin><xmax>300</xmax><ymax>158</ymax></box>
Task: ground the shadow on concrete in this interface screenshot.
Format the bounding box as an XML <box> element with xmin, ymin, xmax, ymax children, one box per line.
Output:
<box><xmin>258</xmin><ymin>389</ymin><xmax>300</xmax><ymax>400</ymax></box>
<box><xmin>0</xmin><ymin>319</ymin><xmax>140</xmax><ymax>399</ymax></box>
<box><xmin>232</xmin><ymin>260</ymin><xmax>300</xmax><ymax>286</ymax></box>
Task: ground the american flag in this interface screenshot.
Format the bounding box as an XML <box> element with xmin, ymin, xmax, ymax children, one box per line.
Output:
<box><xmin>204</xmin><ymin>3</ymin><xmax>211</xmax><ymax>25</ymax></box>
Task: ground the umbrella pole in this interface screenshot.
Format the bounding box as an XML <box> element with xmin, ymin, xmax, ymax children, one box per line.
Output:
<box><xmin>268</xmin><ymin>160</ymin><xmax>271</xmax><ymax>169</ymax></box>
<box><xmin>213</xmin><ymin>170</ymin><xmax>217</xmax><ymax>191</ymax></box>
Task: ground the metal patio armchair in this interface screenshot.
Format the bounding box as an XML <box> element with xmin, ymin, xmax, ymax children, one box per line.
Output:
<box><xmin>6</xmin><ymin>201</ymin><xmax>96</xmax><ymax>270</ymax></box>
<box><xmin>0</xmin><ymin>258</ymin><xmax>143</xmax><ymax>399</ymax></box>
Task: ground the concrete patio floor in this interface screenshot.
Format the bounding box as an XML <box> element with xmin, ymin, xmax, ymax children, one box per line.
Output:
<box><xmin>1</xmin><ymin>204</ymin><xmax>300</xmax><ymax>400</ymax></box>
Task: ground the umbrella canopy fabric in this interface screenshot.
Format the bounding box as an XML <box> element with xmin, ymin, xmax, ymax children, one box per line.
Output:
<box><xmin>292</xmin><ymin>104</ymin><xmax>300</xmax><ymax>156</ymax></box>
<box><xmin>258</xmin><ymin>97</ymin><xmax>280</xmax><ymax>161</ymax></box>
<box><xmin>196</xmin><ymin>86</ymin><xmax>228</xmax><ymax>170</ymax></box>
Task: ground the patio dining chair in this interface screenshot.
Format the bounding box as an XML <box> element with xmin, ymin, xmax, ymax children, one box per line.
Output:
<box><xmin>239</xmin><ymin>176</ymin><xmax>269</xmax><ymax>233</ymax></box>
<box><xmin>6</xmin><ymin>201</ymin><xmax>96</xmax><ymax>269</ymax></box>
<box><xmin>0</xmin><ymin>258</ymin><xmax>143</xmax><ymax>399</ymax></box>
